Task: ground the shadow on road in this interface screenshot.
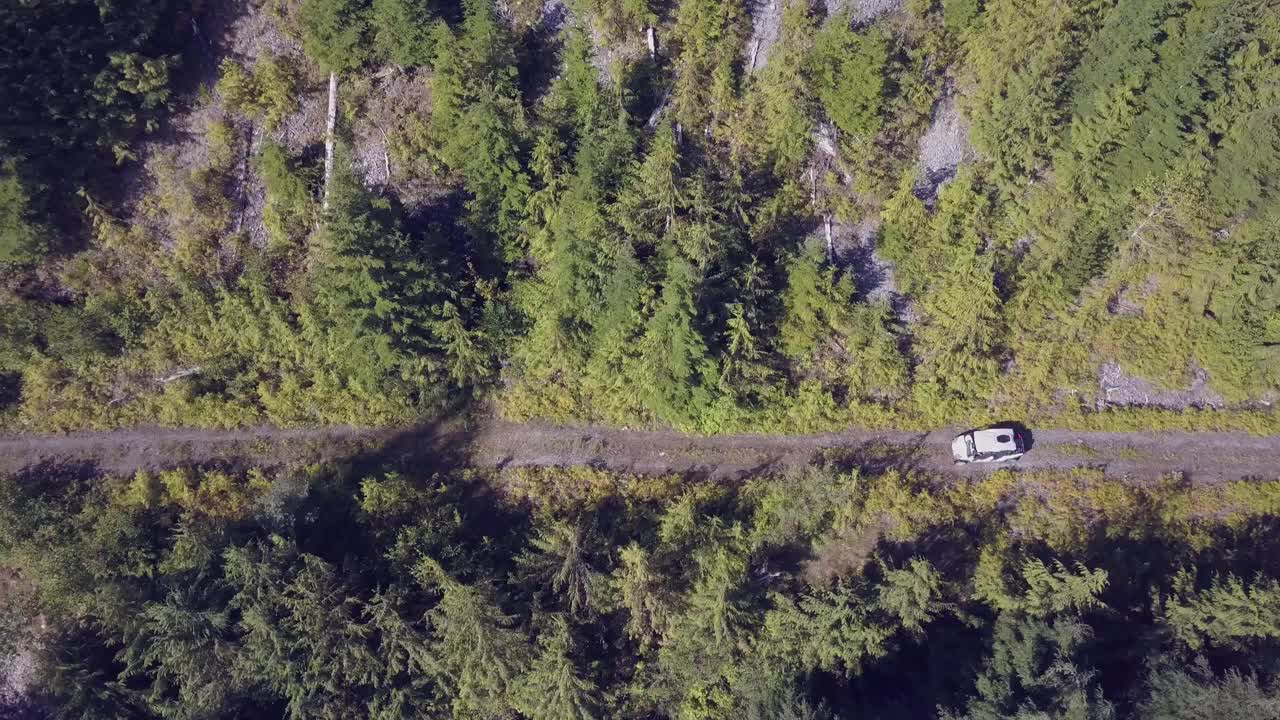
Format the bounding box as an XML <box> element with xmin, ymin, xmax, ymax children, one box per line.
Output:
<box><xmin>821</xmin><ymin>434</ymin><xmax>933</xmax><ymax>476</ymax></box>
<box><xmin>4</xmin><ymin>459</ymin><xmax>103</xmax><ymax>499</ymax></box>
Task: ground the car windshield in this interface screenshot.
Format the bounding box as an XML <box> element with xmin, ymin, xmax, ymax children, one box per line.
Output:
<box><xmin>965</xmin><ymin>435</ymin><xmax>976</xmax><ymax>456</ymax></box>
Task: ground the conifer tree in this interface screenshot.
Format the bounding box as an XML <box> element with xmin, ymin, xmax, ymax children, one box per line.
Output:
<box><xmin>1138</xmin><ymin>665</ymin><xmax>1280</xmax><ymax>720</ymax></box>
<box><xmin>429</xmin><ymin>0</ymin><xmax>530</xmax><ymax>258</ymax></box>
<box><xmin>947</xmin><ymin>558</ymin><xmax>1113</xmax><ymax>720</ymax></box>
<box><xmin>518</xmin><ymin>519</ymin><xmax>605</xmax><ymax>617</ymax></box>
<box><xmin>418</xmin><ymin>558</ymin><xmax>531</xmax><ymax>716</ymax></box>
<box><xmin>1163</xmin><ymin>570</ymin><xmax>1280</xmax><ymax>651</ymax></box>
<box><xmin>634</xmin><ymin>257</ymin><xmax>714</xmax><ymax>427</ymax></box>
<box><xmin>612</xmin><ymin>543</ymin><xmax>680</xmax><ymax>650</ymax></box>
<box><xmin>914</xmin><ymin>242</ymin><xmax>1004</xmax><ymax>405</ymax></box>
<box><xmin>812</xmin><ymin>17</ymin><xmax>888</xmax><ymax>141</ymax></box>
<box><xmin>371</xmin><ymin>0</ymin><xmax>435</xmax><ymax>67</ymax></box>
<box><xmin>780</xmin><ymin>248</ymin><xmax>909</xmax><ymax>401</ymax></box>
<box><xmin>298</xmin><ymin>0</ymin><xmax>372</xmax><ymax>72</ymax></box>
<box><xmin>743</xmin><ymin>0</ymin><xmax>816</xmax><ymax>174</ymax></box>
<box><xmin>761</xmin><ymin>582</ymin><xmax>894</xmax><ymax>676</ymax></box>
<box><xmin>670</xmin><ymin>0</ymin><xmax>748</xmax><ymax>131</ymax></box>
<box><xmin>514</xmin><ymin>616</ymin><xmax>601</xmax><ymax>720</ymax></box>
<box><xmin>0</xmin><ymin>163</ymin><xmax>47</xmax><ymax>265</ymax></box>
<box><xmin>118</xmin><ymin>589</ymin><xmax>238</xmax><ymax>719</ymax></box>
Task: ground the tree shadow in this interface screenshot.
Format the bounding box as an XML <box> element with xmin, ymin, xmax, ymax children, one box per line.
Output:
<box><xmin>516</xmin><ymin>0</ymin><xmax>571</xmax><ymax>107</ymax></box>
<box><xmin>834</xmin><ymin>237</ymin><xmax>890</xmax><ymax>301</ymax></box>
<box><xmin>820</xmin><ymin>434</ymin><xmax>932</xmax><ymax>476</ymax></box>
<box><xmin>0</xmin><ymin>371</ymin><xmax>22</xmax><ymax>413</ymax></box>
<box><xmin>912</xmin><ymin>166</ymin><xmax>958</xmax><ymax>207</ymax></box>
<box><xmin>0</xmin><ymin>694</ymin><xmax>51</xmax><ymax>720</ymax></box>
<box><xmin>825</xmin><ymin>611</ymin><xmax>988</xmax><ymax>720</ymax></box>
<box><xmin>3</xmin><ymin>460</ymin><xmax>103</xmax><ymax>500</ymax></box>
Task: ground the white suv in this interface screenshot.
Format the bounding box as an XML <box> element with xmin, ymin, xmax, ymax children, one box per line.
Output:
<box><xmin>952</xmin><ymin>427</ymin><xmax>1026</xmax><ymax>464</ymax></box>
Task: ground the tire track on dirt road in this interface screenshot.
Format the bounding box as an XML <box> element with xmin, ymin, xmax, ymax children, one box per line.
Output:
<box><xmin>463</xmin><ymin>423</ymin><xmax>1280</xmax><ymax>482</ymax></box>
<box><xmin>1</xmin><ymin>421</ymin><xmax>1277</xmax><ymax>482</ymax></box>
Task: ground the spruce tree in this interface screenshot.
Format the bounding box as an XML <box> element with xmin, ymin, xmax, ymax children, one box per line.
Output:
<box><xmin>514</xmin><ymin>616</ymin><xmax>601</xmax><ymax>720</ymax></box>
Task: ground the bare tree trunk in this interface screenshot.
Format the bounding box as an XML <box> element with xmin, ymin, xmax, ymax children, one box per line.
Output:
<box><xmin>158</xmin><ymin>367</ymin><xmax>203</xmax><ymax>385</ymax></box>
<box><xmin>323</xmin><ymin>71</ymin><xmax>338</xmax><ymax>211</ymax></box>
<box><xmin>825</xmin><ymin>214</ymin><xmax>833</xmax><ymax>262</ymax></box>
<box><xmin>233</xmin><ymin>121</ymin><xmax>255</xmax><ymax>234</ymax></box>
<box><xmin>378</xmin><ymin>127</ymin><xmax>391</xmax><ymax>183</ymax></box>
<box><xmin>646</xmin><ymin>87</ymin><xmax>672</xmax><ymax>129</ymax></box>
<box><xmin>750</xmin><ymin>39</ymin><xmax>761</xmax><ymax>71</ymax></box>
<box><xmin>1126</xmin><ymin>192</ymin><xmax>1171</xmax><ymax>253</ymax></box>
<box><xmin>108</xmin><ymin>367</ymin><xmax>203</xmax><ymax>407</ymax></box>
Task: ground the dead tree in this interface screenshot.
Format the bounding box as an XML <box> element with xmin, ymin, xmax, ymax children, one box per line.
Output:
<box><xmin>323</xmin><ymin>71</ymin><xmax>338</xmax><ymax>211</ymax></box>
<box><xmin>825</xmin><ymin>215</ymin><xmax>834</xmax><ymax>262</ymax></box>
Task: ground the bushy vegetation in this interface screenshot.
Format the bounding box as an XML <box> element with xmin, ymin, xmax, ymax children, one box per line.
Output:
<box><xmin>0</xmin><ymin>0</ymin><xmax>197</xmax><ymax>271</ymax></box>
<box><xmin>2</xmin><ymin>0</ymin><xmax>1278</xmax><ymax>432</ymax></box>
<box><xmin>7</xmin><ymin>457</ymin><xmax>1280</xmax><ymax>718</ymax></box>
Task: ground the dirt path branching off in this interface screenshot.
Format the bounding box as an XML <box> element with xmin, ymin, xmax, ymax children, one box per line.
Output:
<box><xmin>1</xmin><ymin>421</ymin><xmax>1277</xmax><ymax>482</ymax></box>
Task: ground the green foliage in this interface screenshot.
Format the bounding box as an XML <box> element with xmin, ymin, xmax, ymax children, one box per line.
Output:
<box><xmin>514</xmin><ymin>616</ymin><xmax>601</xmax><ymax>720</ymax></box>
<box><xmin>576</xmin><ymin>0</ymin><xmax>657</xmax><ymax>44</ymax></box>
<box><xmin>299</xmin><ymin>0</ymin><xmax>372</xmax><ymax>72</ymax></box>
<box><xmin>745</xmin><ymin>465</ymin><xmax>858</xmax><ymax>551</ymax></box>
<box><xmin>913</xmin><ymin>245</ymin><xmax>1003</xmax><ymax>405</ymax></box>
<box><xmin>0</xmin><ymin>0</ymin><xmax>192</xmax><ymax>259</ymax></box>
<box><xmin>962</xmin><ymin>0</ymin><xmax>1103</xmax><ymax>185</ymax></box>
<box><xmin>876</xmin><ymin>558</ymin><xmax>943</xmax><ymax>632</ymax></box>
<box><xmin>1163</xmin><ymin>570</ymin><xmax>1280</xmax><ymax>651</ymax></box>
<box><xmin>780</xmin><ymin>248</ymin><xmax>909</xmax><ymax>402</ymax></box>
<box><xmin>10</xmin><ymin>458</ymin><xmax>1280</xmax><ymax>718</ymax></box>
<box><xmin>217</xmin><ymin>56</ymin><xmax>299</xmax><ymax>130</ymax></box>
<box><xmin>942</xmin><ymin>0</ymin><xmax>981</xmax><ymax>32</ymax></box>
<box><xmin>8</xmin><ymin>0</ymin><xmax>1280</xmax><ymax>451</ymax></box>
<box><xmin>418</xmin><ymin>558</ymin><xmax>532</xmax><ymax>716</ymax></box>
<box><xmin>612</xmin><ymin>542</ymin><xmax>680</xmax><ymax>649</ymax></box>
<box><xmin>10</xmin><ymin>4</ymin><xmax>1280</xmax><ymax>716</ymax></box>
<box><xmin>91</xmin><ymin>51</ymin><xmax>176</xmax><ymax>148</ymax></box>
<box><xmin>763</xmin><ymin>584</ymin><xmax>894</xmax><ymax>676</ymax></box>
<box><xmin>1066</xmin><ymin>0</ymin><xmax>1254</xmax><ymax>196</ymax></box>
<box><xmin>737</xmin><ymin>0</ymin><xmax>817</xmax><ymax>174</ymax></box>
<box><xmin>0</xmin><ymin>162</ymin><xmax>47</xmax><ymax>265</ymax></box>
<box><xmin>634</xmin><ymin>257</ymin><xmax>714</xmax><ymax>427</ymax></box>
<box><xmin>371</xmin><ymin>0</ymin><xmax>435</xmax><ymax>67</ymax></box>
<box><xmin>946</xmin><ymin>614</ymin><xmax>1115</xmax><ymax>720</ymax></box>
<box><xmin>812</xmin><ymin>19</ymin><xmax>889</xmax><ymax>140</ymax></box>
<box><xmin>670</xmin><ymin>0</ymin><xmax>749</xmax><ymax>131</ymax></box>
<box><xmin>428</xmin><ymin>0</ymin><xmax>531</xmax><ymax>258</ymax></box>
<box><xmin>1138</xmin><ymin>664</ymin><xmax>1280</xmax><ymax>720</ymax></box>
<box><xmin>256</xmin><ymin>56</ymin><xmax>301</xmax><ymax>129</ymax></box>
<box><xmin>258</xmin><ymin>142</ymin><xmax>315</xmax><ymax>252</ymax></box>
<box><xmin>518</xmin><ymin>519</ymin><xmax>605</xmax><ymax>617</ymax></box>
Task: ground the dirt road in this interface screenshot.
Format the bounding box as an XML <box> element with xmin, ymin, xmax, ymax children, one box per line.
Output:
<box><xmin>1</xmin><ymin>421</ymin><xmax>1277</xmax><ymax>482</ymax></box>
<box><xmin>464</xmin><ymin>423</ymin><xmax>1280</xmax><ymax>482</ymax></box>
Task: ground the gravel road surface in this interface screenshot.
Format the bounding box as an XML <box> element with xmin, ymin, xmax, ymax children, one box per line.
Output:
<box><xmin>1</xmin><ymin>422</ymin><xmax>1276</xmax><ymax>482</ymax></box>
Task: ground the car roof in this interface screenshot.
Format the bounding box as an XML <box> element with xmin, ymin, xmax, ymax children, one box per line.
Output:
<box><xmin>972</xmin><ymin>428</ymin><xmax>1018</xmax><ymax>454</ymax></box>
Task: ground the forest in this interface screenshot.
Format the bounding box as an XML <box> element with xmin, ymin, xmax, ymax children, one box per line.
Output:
<box><xmin>4</xmin><ymin>0</ymin><xmax>1280</xmax><ymax>717</ymax></box>
<box><xmin>0</xmin><ymin>0</ymin><xmax>1278</xmax><ymax>434</ymax></box>
<box><xmin>6</xmin><ymin>452</ymin><xmax>1280</xmax><ymax>718</ymax></box>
